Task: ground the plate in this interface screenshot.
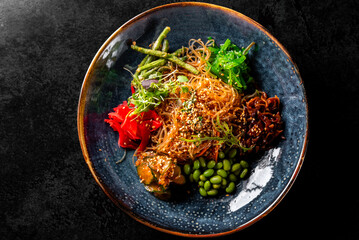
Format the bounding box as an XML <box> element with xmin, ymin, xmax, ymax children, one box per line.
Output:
<box><xmin>77</xmin><ymin>2</ymin><xmax>308</xmax><ymax>237</ymax></box>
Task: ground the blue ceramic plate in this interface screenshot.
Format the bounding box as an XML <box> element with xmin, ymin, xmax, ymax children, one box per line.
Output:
<box><xmin>78</xmin><ymin>2</ymin><xmax>308</xmax><ymax>237</ymax></box>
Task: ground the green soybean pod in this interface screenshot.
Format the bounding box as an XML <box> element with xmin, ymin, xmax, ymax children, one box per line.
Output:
<box><xmin>199</xmin><ymin>157</ymin><xmax>206</xmax><ymax>168</ymax></box>
<box><xmin>199</xmin><ymin>187</ymin><xmax>207</xmax><ymax>197</ymax></box>
<box><xmin>216</xmin><ymin>169</ymin><xmax>228</xmax><ymax>178</ymax></box>
<box><xmin>183</xmin><ymin>164</ymin><xmax>191</xmax><ymax>175</ymax></box>
<box><xmin>204</xmin><ymin>180</ymin><xmax>211</xmax><ymax>191</ymax></box>
<box><xmin>203</xmin><ymin>169</ymin><xmax>215</xmax><ymax>178</ymax></box>
<box><xmin>193</xmin><ymin>169</ymin><xmax>201</xmax><ymax>182</ymax></box>
<box><xmin>207</xmin><ymin>160</ymin><xmax>216</xmax><ymax>169</ymax></box>
<box><xmin>228</xmin><ymin>148</ymin><xmax>237</xmax><ymax>159</ymax></box>
<box><xmin>193</xmin><ymin>160</ymin><xmax>200</xmax><ymax>170</ymax></box>
<box><xmin>218</xmin><ymin>151</ymin><xmax>225</xmax><ymax>159</ymax></box>
<box><xmin>199</xmin><ymin>174</ymin><xmax>207</xmax><ymax>181</ymax></box>
<box><xmin>231</xmin><ymin>163</ymin><xmax>242</xmax><ymax>172</ymax></box>
<box><xmin>229</xmin><ymin>173</ymin><xmax>237</xmax><ymax>182</ymax></box>
<box><xmin>240</xmin><ymin>160</ymin><xmax>249</xmax><ymax>169</ymax></box>
<box><xmin>207</xmin><ymin>189</ymin><xmax>218</xmax><ymax>196</ymax></box>
<box><xmin>215</xmin><ymin>162</ymin><xmax>223</xmax><ymax>169</ymax></box>
<box><xmin>210</xmin><ymin>175</ymin><xmax>222</xmax><ymax>184</ymax></box>
<box><xmin>223</xmin><ymin>159</ymin><xmax>231</xmax><ymax>171</ymax></box>
<box><xmin>240</xmin><ymin>168</ymin><xmax>248</xmax><ymax>179</ymax></box>
<box><xmin>226</xmin><ymin>182</ymin><xmax>236</xmax><ymax>193</ymax></box>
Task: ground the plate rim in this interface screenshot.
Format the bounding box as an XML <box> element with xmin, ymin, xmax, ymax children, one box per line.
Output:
<box><xmin>77</xmin><ymin>1</ymin><xmax>309</xmax><ymax>237</ymax></box>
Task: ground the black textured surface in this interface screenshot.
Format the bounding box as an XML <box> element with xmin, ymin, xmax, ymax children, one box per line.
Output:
<box><xmin>1</xmin><ymin>0</ymin><xmax>358</xmax><ymax>239</ymax></box>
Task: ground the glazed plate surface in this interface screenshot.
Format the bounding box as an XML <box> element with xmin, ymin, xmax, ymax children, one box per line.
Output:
<box><xmin>78</xmin><ymin>2</ymin><xmax>308</xmax><ymax>237</ymax></box>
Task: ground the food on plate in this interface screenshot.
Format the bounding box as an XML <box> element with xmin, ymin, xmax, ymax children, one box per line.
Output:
<box><xmin>105</xmin><ymin>27</ymin><xmax>283</xmax><ymax>199</ymax></box>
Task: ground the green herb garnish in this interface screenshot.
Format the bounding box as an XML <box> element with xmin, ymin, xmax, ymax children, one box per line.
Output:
<box><xmin>180</xmin><ymin>115</ymin><xmax>253</xmax><ymax>152</ymax></box>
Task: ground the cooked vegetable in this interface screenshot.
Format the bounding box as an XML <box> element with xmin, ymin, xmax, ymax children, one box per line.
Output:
<box><xmin>131</xmin><ymin>44</ymin><xmax>200</xmax><ymax>74</ymax></box>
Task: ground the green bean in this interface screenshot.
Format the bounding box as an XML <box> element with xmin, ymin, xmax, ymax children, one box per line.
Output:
<box><xmin>199</xmin><ymin>157</ymin><xmax>206</xmax><ymax>168</ymax></box>
<box><xmin>207</xmin><ymin>189</ymin><xmax>218</xmax><ymax>196</ymax></box>
<box><xmin>215</xmin><ymin>162</ymin><xmax>223</xmax><ymax>169</ymax></box>
<box><xmin>193</xmin><ymin>160</ymin><xmax>200</xmax><ymax>170</ymax></box>
<box><xmin>161</xmin><ymin>39</ymin><xmax>169</xmax><ymax>52</ymax></box>
<box><xmin>228</xmin><ymin>148</ymin><xmax>237</xmax><ymax>159</ymax></box>
<box><xmin>199</xmin><ymin>187</ymin><xmax>207</xmax><ymax>197</ymax></box>
<box><xmin>189</xmin><ymin>173</ymin><xmax>194</xmax><ymax>182</ymax></box>
<box><xmin>198</xmin><ymin>181</ymin><xmax>204</xmax><ymax>187</ymax></box>
<box><xmin>226</xmin><ymin>182</ymin><xmax>236</xmax><ymax>193</ymax></box>
<box><xmin>136</xmin><ymin>58</ymin><xmax>167</xmax><ymax>72</ymax></box>
<box><xmin>139</xmin><ymin>66</ymin><xmax>160</xmax><ymax>79</ymax></box>
<box><xmin>218</xmin><ymin>151</ymin><xmax>225</xmax><ymax>159</ymax></box>
<box><xmin>231</xmin><ymin>163</ymin><xmax>242</xmax><ymax>172</ymax></box>
<box><xmin>183</xmin><ymin>164</ymin><xmax>191</xmax><ymax>175</ymax></box>
<box><xmin>203</xmin><ymin>169</ymin><xmax>214</xmax><ymax>178</ymax></box>
<box><xmin>240</xmin><ymin>160</ymin><xmax>249</xmax><ymax>168</ymax></box>
<box><xmin>229</xmin><ymin>173</ymin><xmax>237</xmax><ymax>182</ymax></box>
<box><xmin>216</xmin><ymin>169</ymin><xmax>228</xmax><ymax>178</ymax></box>
<box><xmin>131</xmin><ymin>45</ymin><xmax>169</xmax><ymax>58</ymax></box>
<box><xmin>240</xmin><ymin>168</ymin><xmax>248</xmax><ymax>179</ymax></box>
<box><xmin>207</xmin><ymin>160</ymin><xmax>216</xmax><ymax>169</ymax></box>
<box><xmin>210</xmin><ymin>175</ymin><xmax>222</xmax><ymax>184</ymax></box>
<box><xmin>204</xmin><ymin>180</ymin><xmax>211</xmax><ymax>191</ymax></box>
<box><xmin>193</xmin><ymin>169</ymin><xmax>201</xmax><ymax>182</ymax></box>
<box><xmin>144</xmin><ymin>27</ymin><xmax>171</xmax><ymax>64</ymax></box>
<box><xmin>199</xmin><ymin>174</ymin><xmax>207</xmax><ymax>181</ymax></box>
<box><xmin>223</xmin><ymin>159</ymin><xmax>231</xmax><ymax>171</ymax></box>
<box><xmin>131</xmin><ymin>45</ymin><xmax>199</xmax><ymax>74</ymax></box>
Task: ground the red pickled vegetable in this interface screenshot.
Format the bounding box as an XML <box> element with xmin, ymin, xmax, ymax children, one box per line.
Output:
<box><xmin>105</xmin><ymin>101</ymin><xmax>162</xmax><ymax>151</ymax></box>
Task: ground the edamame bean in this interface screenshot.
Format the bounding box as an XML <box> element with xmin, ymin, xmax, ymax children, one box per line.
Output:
<box><xmin>217</xmin><ymin>169</ymin><xmax>228</xmax><ymax>178</ymax></box>
<box><xmin>240</xmin><ymin>168</ymin><xmax>248</xmax><ymax>179</ymax></box>
<box><xmin>228</xmin><ymin>148</ymin><xmax>237</xmax><ymax>159</ymax></box>
<box><xmin>223</xmin><ymin>159</ymin><xmax>231</xmax><ymax>171</ymax></box>
<box><xmin>199</xmin><ymin>187</ymin><xmax>207</xmax><ymax>197</ymax></box>
<box><xmin>229</xmin><ymin>173</ymin><xmax>237</xmax><ymax>182</ymax></box>
<box><xmin>207</xmin><ymin>189</ymin><xmax>218</xmax><ymax>196</ymax></box>
<box><xmin>231</xmin><ymin>163</ymin><xmax>242</xmax><ymax>172</ymax></box>
<box><xmin>218</xmin><ymin>151</ymin><xmax>225</xmax><ymax>159</ymax></box>
<box><xmin>233</xmin><ymin>169</ymin><xmax>241</xmax><ymax>176</ymax></box>
<box><xmin>203</xmin><ymin>169</ymin><xmax>215</xmax><ymax>178</ymax></box>
<box><xmin>189</xmin><ymin>173</ymin><xmax>194</xmax><ymax>182</ymax></box>
<box><xmin>193</xmin><ymin>169</ymin><xmax>201</xmax><ymax>182</ymax></box>
<box><xmin>183</xmin><ymin>164</ymin><xmax>191</xmax><ymax>175</ymax></box>
<box><xmin>210</xmin><ymin>175</ymin><xmax>222</xmax><ymax>184</ymax></box>
<box><xmin>198</xmin><ymin>181</ymin><xmax>204</xmax><ymax>187</ymax></box>
<box><xmin>213</xmin><ymin>184</ymin><xmax>221</xmax><ymax>189</ymax></box>
<box><xmin>199</xmin><ymin>174</ymin><xmax>207</xmax><ymax>181</ymax></box>
<box><xmin>226</xmin><ymin>182</ymin><xmax>236</xmax><ymax>193</ymax></box>
<box><xmin>193</xmin><ymin>160</ymin><xmax>200</xmax><ymax>170</ymax></box>
<box><xmin>199</xmin><ymin>157</ymin><xmax>206</xmax><ymax>168</ymax></box>
<box><xmin>215</xmin><ymin>162</ymin><xmax>223</xmax><ymax>169</ymax></box>
<box><xmin>204</xmin><ymin>180</ymin><xmax>211</xmax><ymax>191</ymax></box>
<box><xmin>207</xmin><ymin>160</ymin><xmax>216</xmax><ymax>169</ymax></box>
<box><xmin>240</xmin><ymin>160</ymin><xmax>249</xmax><ymax>168</ymax></box>
<box><xmin>221</xmin><ymin>178</ymin><xmax>227</xmax><ymax>186</ymax></box>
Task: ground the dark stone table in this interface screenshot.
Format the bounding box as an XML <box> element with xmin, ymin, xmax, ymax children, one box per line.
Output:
<box><xmin>1</xmin><ymin>0</ymin><xmax>358</xmax><ymax>239</ymax></box>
